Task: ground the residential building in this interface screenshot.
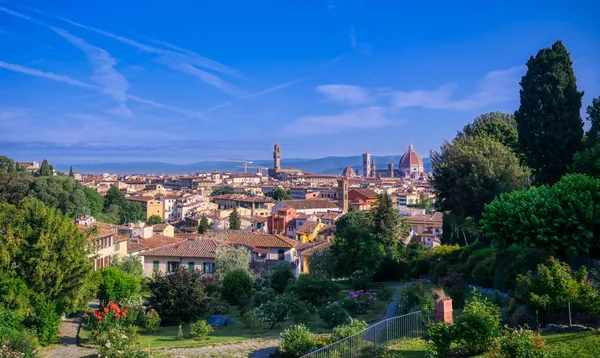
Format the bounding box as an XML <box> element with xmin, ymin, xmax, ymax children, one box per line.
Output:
<box><xmin>348</xmin><ymin>189</ymin><xmax>379</xmax><ymax>211</ymax></box>
<box><xmin>152</xmin><ymin>223</ymin><xmax>175</xmax><ymax>237</ymax></box>
<box><xmin>224</xmin><ymin>233</ymin><xmax>298</xmax><ymax>262</ymax></box>
<box><xmin>78</xmin><ymin>220</ymin><xmax>128</xmax><ymax>271</ymax></box>
<box><xmin>271</xmin><ymin>199</ymin><xmax>340</xmax><ymax>216</ymax></box>
<box><xmin>212</xmin><ymin>194</ymin><xmax>275</xmax><ymax>216</ymax></box>
<box><xmin>126</xmin><ymin>196</ymin><xmax>164</xmax><ymax>220</ymax></box>
<box><xmin>267</xmin><ymin>207</ymin><xmax>297</xmax><ymax>235</ymax></box>
<box><xmin>296</xmin><ymin>220</ymin><xmax>325</xmax><ymax>243</ymax></box>
<box><xmin>296</xmin><ymin>240</ymin><xmax>331</xmax><ymax>275</ymax></box>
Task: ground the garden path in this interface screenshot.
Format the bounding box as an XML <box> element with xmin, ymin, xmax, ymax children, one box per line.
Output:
<box><xmin>42</xmin><ymin>316</ymin><xmax>96</xmax><ymax>358</ymax></box>
<box><xmin>371</xmin><ymin>285</ymin><xmax>401</xmax><ymax>325</ymax></box>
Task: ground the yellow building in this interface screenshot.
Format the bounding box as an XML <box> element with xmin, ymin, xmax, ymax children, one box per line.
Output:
<box><xmin>296</xmin><ymin>240</ymin><xmax>331</xmax><ymax>275</ymax></box>
<box><xmin>295</xmin><ymin>221</ymin><xmax>325</xmax><ymax>243</ymax></box>
<box><xmin>127</xmin><ymin>196</ymin><xmax>164</xmax><ymax>220</ymax></box>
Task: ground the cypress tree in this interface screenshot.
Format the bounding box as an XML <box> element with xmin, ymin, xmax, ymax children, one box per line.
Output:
<box><xmin>515</xmin><ymin>40</ymin><xmax>584</xmax><ymax>185</ymax></box>
<box><xmin>69</xmin><ymin>166</ymin><xmax>74</xmax><ymax>177</ymax></box>
<box><xmin>198</xmin><ymin>214</ymin><xmax>210</xmax><ymax>234</ymax></box>
<box><xmin>39</xmin><ymin>159</ymin><xmax>52</xmax><ymax>176</ymax></box>
<box><xmin>229</xmin><ymin>206</ymin><xmax>241</xmax><ymax>230</ymax></box>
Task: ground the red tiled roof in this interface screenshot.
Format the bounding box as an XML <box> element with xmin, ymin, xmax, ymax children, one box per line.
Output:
<box><xmin>281</xmin><ymin>199</ymin><xmax>339</xmax><ymax>210</ymax></box>
<box><xmin>127</xmin><ymin>235</ymin><xmax>183</xmax><ymax>254</ymax></box>
<box><xmin>141</xmin><ymin>238</ymin><xmax>230</xmax><ymax>258</ymax></box>
<box><xmin>297</xmin><ymin>240</ymin><xmax>331</xmax><ymax>255</ymax></box>
<box><xmin>225</xmin><ymin>233</ymin><xmax>298</xmax><ymax>248</ymax></box>
<box><xmin>297</xmin><ymin>221</ymin><xmax>320</xmax><ymax>234</ymax></box>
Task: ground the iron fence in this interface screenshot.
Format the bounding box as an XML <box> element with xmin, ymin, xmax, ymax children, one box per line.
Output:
<box><xmin>301</xmin><ymin>311</ymin><xmax>424</xmax><ymax>358</ymax></box>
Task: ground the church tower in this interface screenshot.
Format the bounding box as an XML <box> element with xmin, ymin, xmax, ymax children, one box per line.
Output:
<box><xmin>273</xmin><ymin>143</ymin><xmax>281</xmax><ymax>170</ymax></box>
<box><xmin>370</xmin><ymin>158</ymin><xmax>377</xmax><ymax>177</ymax></box>
<box><xmin>337</xmin><ymin>176</ymin><xmax>349</xmax><ymax>213</ymax></box>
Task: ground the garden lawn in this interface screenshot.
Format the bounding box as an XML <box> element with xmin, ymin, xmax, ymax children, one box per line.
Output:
<box><xmin>385</xmin><ymin>330</ymin><xmax>600</xmax><ymax>357</ymax></box>
<box><xmin>338</xmin><ymin>288</ymin><xmax>395</xmax><ymax>323</ymax></box>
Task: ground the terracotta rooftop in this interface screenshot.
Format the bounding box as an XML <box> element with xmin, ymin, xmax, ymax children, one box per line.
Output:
<box><xmin>349</xmin><ymin>189</ymin><xmax>379</xmax><ymax>200</ymax></box>
<box><xmin>281</xmin><ymin>199</ymin><xmax>339</xmax><ymax>210</ymax></box>
<box><xmin>152</xmin><ymin>224</ymin><xmax>170</xmax><ymax>231</ymax></box>
<box><xmin>212</xmin><ymin>194</ymin><xmax>275</xmax><ymax>203</ymax></box>
<box><xmin>141</xmin><ymin>238</ymin><xmax>230</xmax><ymax>258</ymax></box>
<box><xmin>225</xmin><ymin>233</ymin><xmax>298</xmax><ymax>248</ymax></box>
<box><xmin>127</xmin><ymin>235</ymin><xmax>183</xmax><ymax>254</ymax></box>
<box><xmin>296</xmin><ymin>240</ymin><xmax>331</xmax><ymax>255</ymax></box>
<box><xmin>297</xmin><ymin>221</ymin><xmax>321</xmax><ymax>234</ymax></box>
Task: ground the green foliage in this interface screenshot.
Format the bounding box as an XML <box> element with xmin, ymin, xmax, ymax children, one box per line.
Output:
<box><xmin>279</xmin><ymin>324</ymin><xmax>318</xmax><ymax>357</ymax></box>
<box><xmin>319</xmin><ymin>302</ymin><xmax>351</xmax><ymax>328</ymax></box>
<box><xmin>83</xmin><ymin>187</ymin><xmax>104</xmax><ymax>216</ymax></box>
<box><xmin>146</xmin><ymin>215</ymin><xmax>163</xmax><ymax>225</ymax></box>
<box><xmin>214</xmin><ymin>246</ymin><xmax>251</xmax><ymax>278</ymax></box>
<box><xmin>198</xmin><ymin>213</ymin><xmax>210</xmax><ymax>234</ymax></box>
<box><xmin>98</xmin><ymin>266</ymin><xmax>142</xmax><ymax>304</ymax></box>
<box><xmin>69</xmin><ymin>166</ymin><xmax>74</xmax><ymax>177</ymax></box>
<box><xmin>189</xmin><ymin>320</ymin><xmax>213</xmax><ymax>340</ymax></box>
<box><xmin>211</xmin><ymin>187</ymin><xmax>235</xmax><ymax>196</ymax></box>
<box><xmin>330</xmin><ymin>320</ymin><xmax>368</xmax><ymax>342</ymax></box>
<box><xmin>0</xmin><ymin>173</ymin><xmax>34</xmax><ymax>205</ymax></box>
<box><xmin>23</xmin><ymin>295</ymin><xmax>61</xmax><ymax>345</ymax></box>
<box><xmin>585</xmin><ymin>97</ymin><xmax>600</xmax><ymax>148</ymax></box>
<box><xmin>0</xmin><ymin>198</ymin><xmax>96</xmax><ymax>314</ymax></box>
<box><xmin>110</xmin><ymin>256</ymin><xmax>145</xmax><ymax>279</ymax></box>
<box><xmin>515</xmin><ymin>40</ymin><xmax>584</xmax><ymax>185</ymax></box>
<box><xmin>287</xmin><ymin>273</ymin><xmax>340</xmax><ymax>307</ymax></box>
<box><xmin>121</xmin><ymin>202</ymin><xmax>145</xmax><ymax>224</ymax></box>
<box><xmin>253</xmin><ymin>295</ymin><xmax>292</xmax><ymax>329</ymax></box>
<box><xmin>488</xmin><ymin>327</ymin><xmax>548</xmax><ymax>358</ymax></box>
<box><xmin>514</xmin><ymin>257</ymin><xmax>600</xmax><ymax>314</ymax></box>
<box><xmin>457</xmin><ymin>112</ymin><xmax>519</xmax><ymax>152</ymax></box>
<box><xmin>28</xmin><ymin>175</ymin><xmax>90</xmax><ymax>217</ymax></box>
<box><xmin>241</xmin><ymin>311</ymin><xmax>261</xmax><ymax>329</ymax></box>
<box><xmin>85</xmin><ymin>302</ymin><xmax>130</xmax><ymax>340</ymax></box>
<box><xmin>454</xmin><ymin>290</ymin><xmax>501</xmax><ymax>355</ymax></box>
<box><xmin>331</xmin><ymin>211</ymin><xmax>385</xmax><ymax>276</ymax></box>
<box><xmin>349</xmin><ymin>270</ymin><xmax>370</xmax><ymax>290</ymax></box>
<box><xmin>266</xmin><ymin>187</ymin><xmax>292</xmax><ymax>201</ymax></box>
<box><xmin>481</xmin><ymin>174</ymin><xmax>600</xmax><ymax>255</ymax></box>
<box><xmin>141</xmin><ymin>309</ymin><xmax>161</xmax><ymax>333</ymax></box>
<box><xmin>271</xmin><ymin>262</ymin><xmax>294</xmax><ymax>294</ymax></box>
<box><xmin>104</xmin><ymin>186</ymin><xmax>126</xmax><ymax>209</ymax></box>
<box><xmin>39</xmin><ymin>159</ymin><xmax>52</xmax><ymax>176</ymax></box>
<box><xmin>222</xmin><ymin>269</ymin><xmax>253</xmax><ymax>305</ymax></box>
<box><xmin>397</xmin><ymin>282</ymin><xmax>435</xmax><ymax>325</ymax></box>
<box><xmin>96</xmin><ymin>327</ymin><xmax>149</xmax><ymax>358</ymax></box>
<box><xmin>431</xmin><ymin>135</ymin><xmax>530</xmax><ymax>222</ymax></box>
<box><xmin>229</xmin><ymin>206</ymin><xmax>241</xmax><ymax>230</ymax></box>
<box><xmin>569</xmin><ymin>143</ymin><xmax>600</xmax><ymax>178</ymax></box>
<box><xmin>371</xmin><ymin>193</ymin><xmax>405</xmax><ymax>254</ymax></box>
<box><xmin>341</xmin><ymin>290</ymin><xmax>376</xmax><ymax>315</ymax></box>
<box><xmin>307</xmin><ymin>246</ymin><xmax>336</xmax><ymax>278</ymax></box>
<box><xmin>426</xmin><ymin>322</ymin><xmax>454</xmax><ymax>358</ymax></box>
<box><xmin>147</xmin><ymin>268</ymin><xmax>210</xmax><ymax>324</ymax></box>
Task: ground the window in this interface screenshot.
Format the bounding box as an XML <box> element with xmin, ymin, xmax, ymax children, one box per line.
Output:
<box><xmin>278</xmin><ymin>249</ymin><xmax>285</xmax><ymax>261</ymax></box>
<box><xmin>202</xmin><ymin>262</ymin><xmax>215</xmax><ymax>273</ymax></box>
<box><xmin>153</xmin><ymin>261</ymin><xmax>159</xmax><ymax>271</ymax></box>
<box><xmin>115</xmin><ymin>242</ymin><xmax>121</xmax><ymax>251</ymax></box>
<box><xmin>167</xmin><ymin>261</ymin><xmax>180</xmax><ymax>272</ymax></box>
<box><xmin>188</xmin><ymin>262</ymin><xmax>195</xmax><ymax>271</ymax></box>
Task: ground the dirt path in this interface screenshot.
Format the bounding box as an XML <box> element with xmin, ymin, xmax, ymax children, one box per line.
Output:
<box><xmin>372</xmin><ymin>285</ymin><xmax>402</xmax><ymax>325</ymax></box>
<box><xmin>161</xmin><ymin>338</ymin><xmax>279</xmax><ymax>358</ymax></box>
<box><xmin>42</xmin><ymin>316</ymin><xmax>96</xmax><ymax>358</ymax></box>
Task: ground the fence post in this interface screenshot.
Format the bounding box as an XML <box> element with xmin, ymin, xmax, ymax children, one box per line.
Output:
<box><xmin>568</xmin><ymin>301</ymin><xmax>572</xmax><ymax>327</ymax></box>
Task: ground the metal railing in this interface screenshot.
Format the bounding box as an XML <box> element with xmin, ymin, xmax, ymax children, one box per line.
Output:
<box><xmin>301</xmin><ymin>311</ymin><xmax>424</xmax><ymax>358</ymax></box>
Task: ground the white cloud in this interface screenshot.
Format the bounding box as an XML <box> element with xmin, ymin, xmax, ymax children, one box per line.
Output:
<box><xmin>317</xmin><ymin>84</ymin><xmax>371</xmax><ymax>105</ymax></box>
<box><xmin>349</xmin><ymin>27</ymin><xmax>371</xmax><ymax>55</ymax></box>
<box><xmin>391</xmin><ymin>66</ymin><xmax>524</xmax><ymax>111</ymax></box>
<box><xmin>283</xmin><ymin>107</ymin><xmax>395</xmax><ymax>135</ymax></box>
<box><xmin>50</xmin><ymin>27</ymin><xmax>131</xmax><ymax>117</ymax></box>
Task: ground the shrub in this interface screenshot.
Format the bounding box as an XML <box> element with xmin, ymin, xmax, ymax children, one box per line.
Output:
<box><xmin>120</xmin><ymin>303</ymin><xmax>143</xmax><ymax>327</ymax></box>
<box><xmin>289</xmin><ymin>299</ymin><xmax>314</xmax><ymax>325</ymax></box>
<box><xmin>241</xmin><ymin>311</ymin><xmax>261</xmax><ymax>330</ymax></box>
<box><xmin>397</xmin><ymin>282</ymin><xmax>435</xmax><ymax>324</ymax></box>
<box><xmin>0</xmin><ymin>329</ymin><xmax>39</xmax><ymax>358</ymax></box>
<box><xmin>330</xmin><ymin>320</ymin><xmax>368</xmax><ymax>342</ymax></box>
<box><xmin>96</xmin><ymin>328</ymin><xmax>149</xmax><ymax>358</ymax></box>
<box><xmin>288</xmin><ymin>274</ymin><xmax>340</xmax><ymax>307</ymax></box>
<box><xmin>359</xmin><ymin>345</ymin><xmax>388</xmax><ymax>358</ymax></box>
<box><xmin>487</xmin><ymin>327</ymin><xmax>547</xmax><ymax>358</ymax></box>
<box><xmin>141</xmin><ymin>309</ymin><xmax>161</xmax><ymax>333</ymax></box>
<box><xmin>254</xmin><ymin>295</ymin><xmax>292</xmax><ymax>329</ymax></box>
<box><xmin>319</xmin><ymin>302</ymin><xmax>351</xmax><ymax>328</ymax></box>
<box><xmin>201</xmin><ymin>275</ymin><xmax>220</xmax><ymax>297</ymax></box>
<box><xmin>373</xmin><ymin>258</ymin><xmax>409</xmax><ymax>282</ymax></box>
<box><xmin>426</xmin><ymin>323</ymin><xmax>454</xmax><ymax>358</ymax></box>
<box><xmin>439</xmin><ymin>274</ymin><xmax>466</xmax><ymax>308</ymax></box>
<box><xmin>98</xmin><ymin>266</ymin><xmax>142</xmax><ymax>304</ymax></box>
<box><xmin>272</xmin><ymin>262</ymin><xmax>294</xmax><ymax>293</ymax></box>
<box><xmin>454</xmin><ymin>290</ymin><xmax>501</xmax><ymax>355</ymax></box>
<box><xmin>378</xmin><ymin>288</ymin><xmax>393</xmax><ymax>302</ymax></box>
<box><xmin>189</xmin><ymin>320</ymin><xmax>213</xmax><ymax>340</ymax></box>
<box><xmin>279</xmin><ymin>324</ymin><xmax>318</xmax><ymax>357</ymax></box>
<box><xmin>24</xmin><ymin>295</ymin><xmax>61</xmax><ymax>345</ymax></box>
<box><xmin>342</xmin><ymin>290</ymin><xmax>377</xmax><ymax>315</ymax></box>
<box><xmin>222</xmin><ymin>269</ymin><xmax>254</xmax><ymax>305</ymax></box>
<box><xmin>208</xmin><ymin>299</ymin><xmax>230</xmax><ymax>315</ymax></box>
<box><xmin>255</xmin><ymin>287</ymin><xmax>277</xmax><ymax>306</ymax></box>
<box><xmin>85</xmin><ymin>302</ymin><xmax>129</xmax><ymax>340</ymax></box>
<box><xmin>349</xmin><ymin>270</ymin><xmax>370</xmax><ymax>290</ymax></box>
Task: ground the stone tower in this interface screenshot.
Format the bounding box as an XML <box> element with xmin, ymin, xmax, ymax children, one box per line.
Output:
<box><xmin>370</xmin><ymin>158</ymin><xmax>377</xmax><ymax>177</ymax></box>
<box><xmin>273</xmin><ymin>143</ymin><xmax>281</xmax><ymax>170</ymax></box>
<box><xmin>337</xmin><ymin>177</ymin><xmax>349</xmax><ymax>213</ymax></box>
<box><xmin>388</xmin><ymin>163</ymin><xmax>394</xmax><ymax>178</ymax></box>
<box><xmin>362</xmin><ymin>152</ymin><xmax>371</xmax><ymax>177</ymax></box>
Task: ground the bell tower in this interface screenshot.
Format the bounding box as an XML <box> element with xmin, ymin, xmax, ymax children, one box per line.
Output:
<box><xmin>273</xmin><ymin>143</ymin><xmax>281</xmax><ymax>170</ymax></box>
<box><xmin>337</xmin><ymin>177</ymin><xmax>349</xmax><ymax>213</ymax></box>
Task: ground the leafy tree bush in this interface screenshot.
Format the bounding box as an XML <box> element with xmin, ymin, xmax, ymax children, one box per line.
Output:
<box><xmin>147</xmin><ymin>268</ymin><xmax>210</xmax><ymax>324</ymax></box>
<box><xmin>342</xmin><ymin>290</ymin><xmax>376</xmax><ymax>315</ymax></box>
<box><xmin>569</xmin><ymin>143</ymin><xmax>600</xmax><ymax>178</ymax></box>
<box><xmin>85</xmin><ymin>302</ymin><xmax>130</xmax><ymax>339</ymax></box>
<box><xmin>254</xmin><ymin>295</ymin><xmax>292</xmax><ymax>329</ymax></box>
<box><xmin>266</xmin><ymin>187</ymin><xmax>292</xmax><ymax>201</ymax></box>
<box><xmin>190</xmin><ymin>320</ymin><xmax>213</xmax><ymax>340</ymax></box>
<box><xmin>28</xmin><ymin>175</ymin><xmax>90</xmax><ymax>217</ymax></box>
<box><xmin>229</xmin><ymin>206</ymin><xmax>241</xmax><ymax>230</ymax></box>
<box><xmin>98</xmin><ymin>266</ymin><xmax>142</xmax><ymax>304</ymax></box>
<box><xmin>426</xmin><ymin>322</ymin><xmax>454</xmax><ymax>358</ymax></box>
<box><xmin>96</xmin><ymin>327</ymin><xmax>149</xmax><ymax>358</ymax></box>
<box><xmin>330</xmin><ymin>320</ymin><xmax>368</xmax><ymax>342</ymax></box>
<box><xmin>241</xmin><ymin>311</ymin><xmax>261</xmax><ymax>330</ymax></box>
<box><xmin>0</xmin><ymin>173</ymin><xmax>34</xmax><ymax>206</ymax></box>
<box><xmin>288</xmin><ymin>273</ymin><xmax>340</xmax><ymax>307</ymax></box>
<box><xmin>23</xmin><ymin>295</ymin><xmax>61</xmax><ymax>345</ymax></box>
<box><xmin>0</xmin><ymin>306</ymin><xmax>39</xmax><ymax>357</ymax></box>
<box><xmin>83</xmin><ymin>187</ymin><xmax>104</xmax><ymax>216</ymax></box>
<box><xmin>222</xmin><ymin>269</ymin><xmax>253</xmax><ymax>305</ymax></box>
<box><xmin>110</xmin><ymin>256</ymin><xmax>145</xmax><ymax>279</ymax></box>
<box><xmin>456</xmin><ymin>112</ymin><xmax>519</xmax><ymax>152</ymax></box>
<box><xmin>488</xmin><ymin>327</ymin><xmax>547</xmax><ymax>358</ymax></box>
<box><xmin>198</xmin><ymin>214</ymin><xmax>210</xmax><ymax>234</ymax></box>
<box><xmin>214</xmin><ymin>246</ymin><xmax>251</xmax><ymax>278</ymax></box>
<box><xmin>141</xmin><ymin>309</ymin><xmax>161</xmax><ymax>333</ymax></box>
<box><xmin>271</xmin><ymin>262</ymin><xmax>294</xmax><ymax>293</ymax></box>
<box><xmin>307</xmin><ymin>246</ymin><xmax>336</xmax><ymax>278</ymax></box>
<box><xmin>279</xmin><ymin>324</ymin><xmax>318</xmax><ymax>357</ymax></box>
<box><xmin>146</xmin><ymin>215</ymin><xmax>163</xmax><ymax>225</ymax></box>
<box><xmin>349</xmin><ymin>270</ymin><xmax>370</xmax><ymax>290</ymax></box>
<box><xmin>454</xmin><ymin>290</ymin><xmax>501</xmax><ymax>355</ymax></box>
<box><xmin>319</xmin><ymin>302</ymin><xmax>351</xmax><ymax>328</ymax></box>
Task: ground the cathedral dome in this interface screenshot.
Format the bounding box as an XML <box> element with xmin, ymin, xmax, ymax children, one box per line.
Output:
<box><xmin>342</xmin><ymin>166</ymin><xmax>356</xmax><ymax>177</ymax></box>
<box><xmin>399</xmin><ymin>143</ymin><xmax>424</xmax><ymax>169</ymax></box>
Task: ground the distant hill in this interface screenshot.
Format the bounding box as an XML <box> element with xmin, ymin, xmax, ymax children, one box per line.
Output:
<box><xmin>60</xmin><ymin>156</ymin><xmax>432</xmax><ymax>175</ymax></box>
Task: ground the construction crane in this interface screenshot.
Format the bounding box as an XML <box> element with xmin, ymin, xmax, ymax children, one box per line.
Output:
<box><xmin>237</xmin><ymin>165</ymin><xmax>267</xmax><ymax>175</ymax></box>
<box><xmin>219</xmin><ymin>160</ymin><xmax>253</xmax><ymax>173</ymax></box>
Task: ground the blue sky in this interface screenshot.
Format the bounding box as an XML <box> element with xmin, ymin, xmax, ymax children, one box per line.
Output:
<box><xmin>1</xmin><ymin>0</ymin><xmax>599</xmax><ymax>165</ymax></box>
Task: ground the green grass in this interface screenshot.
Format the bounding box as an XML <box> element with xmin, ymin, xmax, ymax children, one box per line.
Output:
<box><xmin>385</xmin><ymin>331</ymin><xmax>600</xmax><ymax>358</ymax></box>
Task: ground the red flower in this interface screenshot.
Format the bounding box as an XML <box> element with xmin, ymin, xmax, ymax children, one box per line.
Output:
<box><xmin>103</xmin><ymin>307</ymin><xmax>109</xmax><ymax>313</ymax></box>
<box><xmin>115</xmin><ymin>313</ymin><xmax>121</xmax><ymax>319</ymax></box>
<box><xmin>83</xmin><ymin>313</ymin><xmax>87</xmax><ymax>317</ymax></box>
<box><xmin>94</xmin><ymin>330</ymin><xmax>99</xmax><ymax>335</ymax></box>
<box><xmin>122</xmin><ymin>309</ymin><xmax>128</xmax><ymax>317</ymax></box>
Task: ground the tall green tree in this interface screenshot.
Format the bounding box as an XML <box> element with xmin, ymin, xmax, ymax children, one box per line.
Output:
<box><xmin>69</xmin><ymin>166</ymin><xmax>74</xmax><ymax>177</ymax></box>
<box><xmin>229</xmin><ymin>206</ymin><xmax>241</xmax><ymax>230</ymax></box>
<box><xmin>456</xmin><ymin>112</ymin><xmax>519</xmax><ymax>152</ymax></box>
<box><xmin>266</xmin><ymin>187</ymin><xmax>292</xmax><ymax>201</ymax></box>
<box><xmin>0</xmin><ymin>173</ymin><xmax>34</xmax><ymax>205</ymax></box>
<box><xmin>39</xmin><ymin>159</ymin><xmax>52</xmax><ymax>176</ymax></box>
<box><xmin>198</xmin><ymin>214</ymin><xmax>210</xmax><ymax>234</ymax></box>
<box><xmin>83</xmin><ymin>187</ymin><xmax>104</xmax><ymax>217</ymax></box>
<box><xmin>371</xmin><ymin>193</ymin><xmax>405</xmax><ymax>255</ymax></box>
<box><xmin>569</xmin><ymin>143</ymin><xmax>600</xmax><ymax>178</ymax></box>
<box><xmin>585</xmin><ymin>96</ymin><xmax>600</xmax><ymax>148</ymax></box>
<box><xmin>120</xmin><ymin>202</ymin><xmax>145</xmax><ymax>224</ymax></box>
<box><xmin>110</xmin><ymin>255</ymin><xmax>144</xmax><ymax>278</ymax></box>
<box><xmin>214</xmin><ymin>246</ymin><xmax>251</xmax><ymax>278</ymax></box>
<box><xmin>515</xmin><ymin>40</ymin><xmax>584</xmax><ymax>185</ymax></box>
<box><xmin>146</xmin><ymin>215</ymin><xmax>163</xmax><ymax>225</ymax></box>
<box><xmin>0</xmin><ymin>198</ymin><xmax>97</xmax><ymax>313</ymax></box>
<box><xmin>98</xmin><ymin>266</ymin><xmax>141</xmax><ymax>304</ymax></box>
<box><xmin>28</xmin><ymin>176</ymin><xmax>89</xmax><ymax>217</ymax></box>
<box><xmin>104</xmin><ymin>186</ymin><xmax>126</xmax><ymax>210</ymax></box>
